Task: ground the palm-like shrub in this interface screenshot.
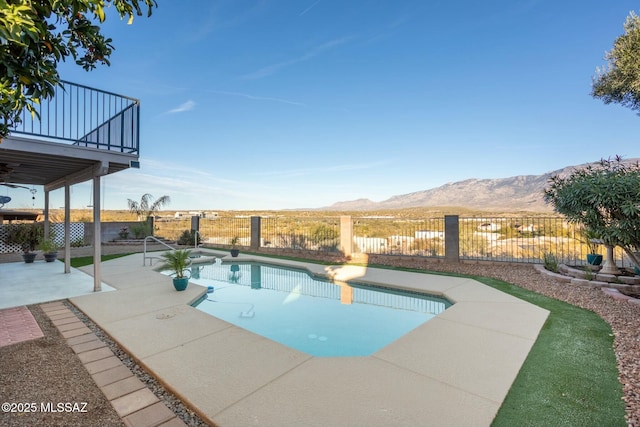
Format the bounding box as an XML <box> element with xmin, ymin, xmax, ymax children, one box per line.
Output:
<box><xmin>159</xmin><ymin>249</ymin><xmax>191</xmax><ymax>278</ymax></box>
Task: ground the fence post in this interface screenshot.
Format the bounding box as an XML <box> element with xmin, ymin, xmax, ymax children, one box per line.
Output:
<box><xmin>147</xmin><ymin>216</ymin><xmax>155</xmax><ymax>237</ymax></box>
<box><xmin>444</xmin><ymin>215</ymin><xmax>460</xmax><ymax>262</ymax></box>
<box><xmin>191</xmin><ymin>216</ymin><xmax>200</xmax><ymax>233</ymax></box>
<box><xmin>340</xmin><ymin>216</ymin><xmax>353</xmax><ymax>257</ymax></box>
<box><xmin>251</xmin><ymin>216</ymin><xmax>261</xmax><ymax>251</ymax></box>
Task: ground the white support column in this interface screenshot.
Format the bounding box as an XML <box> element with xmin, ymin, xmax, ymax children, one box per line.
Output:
<box><xmin>64</xmin><ymin>184</ymin><xmax>71</xmax><ymax>273</ymax></box>
<box><xmin>43</xmin><ymin>191</ymin><xmax>50</xmax><ymax>239</ymax></box>
<box><xmin>93</xmin><ymin>175</ymin><xmax>102</xmax><ymax>292</ymax></box>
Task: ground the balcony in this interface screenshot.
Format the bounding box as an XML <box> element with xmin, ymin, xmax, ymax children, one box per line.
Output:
<box><xmin>0</xmin><ymin>80</ymin><xmax>140</xmax><ymax>192</ymax></box>
<box><xmin>0</xmin><ymin>80</ymin><xmax>143</xmax><ymax>289</ymax></box>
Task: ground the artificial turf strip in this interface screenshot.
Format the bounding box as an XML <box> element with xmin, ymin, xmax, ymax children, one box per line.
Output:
<box><xmin>477</xmin><ymin>277</ymin><xmax>627</xmax><ymax>427</ymax></box>
<box><xmin>69</xmin><ymin>253</ymin><xmax>132</xmax><ymax>268</ymax></box>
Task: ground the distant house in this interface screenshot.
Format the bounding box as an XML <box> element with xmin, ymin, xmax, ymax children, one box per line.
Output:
<box><xmin>415</xmin><ymin>230</ymin><xmax>444</xmax><ymax>239</ymax></box>
<box><xmin>478</xmin><ymin>222</ymin><xmax>501</xmax><ymax>231</ymax></box>
<box><xmin>515</xmin><ymin>224</ymin><xmax>536</xmax><ymax>233</ymax></box>
<box><xmin>353</xmin><ymin>236</ymin><xmax>387</xmax><ymax>253</ymax></box>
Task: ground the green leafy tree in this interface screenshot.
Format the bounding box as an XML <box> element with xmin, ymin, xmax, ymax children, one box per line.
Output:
<box><xmin>592</xmin><ymin>11</ymin><xmax>640</xmax><ymax>112</ymax></box>
<box><xmin>544</xmin><ymin>156</ymin><xmax>640</xmax><ymax>267</ymax></box>
<box><xmin>127</xmin><ymin>193</ymin><xmax>170</xmax><ymax>220</ymax></box>
<box><xmin>0</xmin><ymin>0</ymin><xmax>157</xmax><ymax>138</ymax></box>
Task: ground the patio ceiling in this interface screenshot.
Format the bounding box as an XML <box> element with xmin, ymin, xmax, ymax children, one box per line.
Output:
<box><xmin>0</xmin><ymin>135</ymin><xmax>137</xmax><ymax>192</ymax></box>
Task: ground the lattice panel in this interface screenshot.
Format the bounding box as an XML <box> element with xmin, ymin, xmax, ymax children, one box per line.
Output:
<box><xmin>51</xmin><ymin>223</ymin><xmax>85</xmax><ymax>246</ymax></box>
<box><xmin>0</xmin><ymin>223</ymin><xmax>85</xmax><ymax>254</ymax></box>
<box><xmin>0</xmin><ymin>226</ymin><xmax>21</xmax><ymax>253</ymax></box>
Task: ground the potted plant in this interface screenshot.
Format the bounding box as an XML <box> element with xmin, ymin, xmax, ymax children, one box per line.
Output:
<box><xmin>39</xmin><ymin>237</ymin><xmax>59</xmax><ymax>262</ymax></box>
<box><xmin>118</xmin><ymin>226</ymin><xmax>129</xmax><ymax>239</ymax></box>
<box><xmin>159</xmin><ymin>249</ymin><xmax>192</xmax><ymax>291</ymax></box>
<box><xmin>582</xmin><ymin>228</ymin><xmax>603</xmax><ymax>266</ymax></box>
<box><xmin>230</xmin><ymin>236</ymin><xmax>240</xmax><ymax>257</ymax></box>
<box><xmin>4</xmin><ymin>223</ymin><xmax>43</xmax><ymax>263</ymax></box>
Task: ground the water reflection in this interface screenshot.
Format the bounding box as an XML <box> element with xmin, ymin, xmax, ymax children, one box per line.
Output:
<box><xmin>228</xmin><ymin>264</ymin><xmax>241</xmax><ymax>283</ymax></box>
<box><xmin>198</xmin><ymin>261</ymin><xmax>450</xmax><ymax>314</ymax></box>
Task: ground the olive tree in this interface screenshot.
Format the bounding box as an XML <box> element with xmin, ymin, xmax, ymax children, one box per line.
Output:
<box><xmin>592</xmin><ymin>11</ymin><xmax>640</xmax><ymax>112</ymax></box>
<box><xmin>0</xmin><ymin>0</ymin><xmax>157</xmax><ymax>138</ymax></box>
<box><xmin>544</xmin><ymin>156</ymin><xmax>640</xmax><ymax>267</ymax></box>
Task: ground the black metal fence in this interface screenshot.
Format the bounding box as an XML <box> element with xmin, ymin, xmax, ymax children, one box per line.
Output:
<box><xmin>196</xmin><ymin>217</ymin><xmax>251</xmax><ymax>247</ymax></box>
<box><xmin>147</xmin><ymin>214</ymin><xmax>636</xmax><ymax>268</ymax></box>
<box><xmin>9</xmin><ymin>80</ymin><xmax>140</xmax><ymax>154</ymax></box>
<box><xmin>457</xmin><ymin>216</ymin><xmax>584</xmax><ymax>264</ymax></box>
<box><xmin>353</xmin><ymin>217</ymin><xmax>444</xmax><ymax>256</ymax></box>
<box><xmin>261</xmin><ymin>216</ymin><xmax>341</xmax><ymax>252</ymax></box>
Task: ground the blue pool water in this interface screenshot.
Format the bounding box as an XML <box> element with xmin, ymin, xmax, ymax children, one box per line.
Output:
<box><xmin>184</xmin><ymin>261</ymin><xmax>451</xmax><ymax>357</ymax></box>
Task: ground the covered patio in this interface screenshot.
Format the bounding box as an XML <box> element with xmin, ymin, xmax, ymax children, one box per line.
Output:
<box><xmin>0</xmin><ymin>259</ymin><xmax>114</xmax><ymax>310</ymax></box>
<box><xmin>0</xmin><ymin>80</ymin><xmax>141</xmax><ymax>291</ymax></box>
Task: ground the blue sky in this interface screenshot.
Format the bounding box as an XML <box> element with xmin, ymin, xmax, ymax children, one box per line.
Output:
<box><xmin>6</xmin><ymin>0</ymin><xmax>640</xmax><ymax>211</ymax></box>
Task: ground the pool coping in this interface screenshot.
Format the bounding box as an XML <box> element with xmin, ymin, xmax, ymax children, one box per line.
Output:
<box><xmin>70</xmin><ymin>249</ymin><xmax>549</xmax><ymax>427</ymax></box>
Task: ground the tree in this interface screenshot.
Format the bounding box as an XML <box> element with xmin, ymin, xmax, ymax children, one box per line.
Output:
<box><xmin>592</xmin><ymin>11</ymin><xmax>640</xmax><ymax>112</ymax></box>
<box><xmin>127</xmin><ymin>193</ymin><xmax>170</xmax><ymax>220</ymax></box>
<box><xmin>543</xmin><ymin>156</ymin><xmax>640</xmax><ymax>267</ymax></box>
<box><xmin>0</xmin><ymin>0</ymin><xmax>157</xmax><ymax>138</ymax></box>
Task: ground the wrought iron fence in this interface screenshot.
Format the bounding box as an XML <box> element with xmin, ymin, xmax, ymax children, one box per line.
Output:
<box><xmin>199</xmin><ymin>217</ymin><xmax>252</xmax><ymax>247</ymax></box>
<box><xmin>152</xmin><ymin>218</ymin><xmax>191</xmax><ymax>241</ymax></box>
<box><xmin>458</xmin><ymin>216</ymin><xmax>583</xmax><ymax>264</ymax></box>
<box><xmin>9</xmin><ymin>80</ymin><xmax>139</xmax><ymax>154</ymax></box>
<box><xmin>261</xmin><ymin>216</ymin><xmax>341</xmax><ymax>252</ymax></box>
<box><xmin>353</xmin><ymin>217</ymin><xmax>444</xmax><ymax>256</ymax></box>
<box><xmin>9</xmin><ymin>214</ymin><xmax>632</xmax><ymax>268</ymax></box>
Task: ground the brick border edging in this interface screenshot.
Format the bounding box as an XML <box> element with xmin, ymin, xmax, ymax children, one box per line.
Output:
<box><xmin>39</xmin><ymin>301</ymin><xmax>187</xmax><ymax>427</ymax></box>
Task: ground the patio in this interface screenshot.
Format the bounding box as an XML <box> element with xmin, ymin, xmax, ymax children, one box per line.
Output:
<box><xmin>0</xmin><ymin>260</ymin><xmax>114</xmax><ymax>310</ymax></box>
<box><xmin>0</xmin><ymin>249</ymin><xmax>550</xmax><ymax>426</ymax></box>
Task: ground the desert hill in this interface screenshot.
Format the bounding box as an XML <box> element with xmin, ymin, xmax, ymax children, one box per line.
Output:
<box><xmin>326</xmin><ymin>158</ymin><xmax>639</xmax><ymax>212</ymax></box>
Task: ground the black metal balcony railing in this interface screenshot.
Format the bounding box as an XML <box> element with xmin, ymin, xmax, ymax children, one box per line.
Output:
<box><xmin>9</xmin><ymin>80</ymin><xmax>139</xmax><ymax>155</ymax></box>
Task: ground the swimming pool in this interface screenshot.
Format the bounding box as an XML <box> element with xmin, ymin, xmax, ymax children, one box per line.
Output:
<box><xmin>184</xmin><ymin>260</ymin><xmax>451</xmax><ymax>357</ymax></box>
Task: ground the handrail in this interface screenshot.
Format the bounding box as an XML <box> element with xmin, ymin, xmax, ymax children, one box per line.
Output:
<box><xmin>194</xmin><ymin>230</ymin><xmax>202</xmax><ymax>249</ymax></box>
<box><xmin>8</xmin><ymin>80</ymin><xmax>140</xmax><ymax>155</ymax></box>
<box><xmin>143</xmin><ymin>235</ymin><xmax>176</xmax><ymax>266</ymax></box>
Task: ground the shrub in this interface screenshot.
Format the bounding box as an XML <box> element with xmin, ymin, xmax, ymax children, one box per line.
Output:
<box><xmin>131</xmin><ymin>223</ymin><xmax>150</xmax><ymax>238</ymax></box>
<box><xmin>543</xmin><ymin>252</ymin><xmax>559</xmax><ymax>273</ymax></box>
<box><xmin>177</xmin><ymin>230</ymin><xmax>201</xmax><ymax>246</ymax></box>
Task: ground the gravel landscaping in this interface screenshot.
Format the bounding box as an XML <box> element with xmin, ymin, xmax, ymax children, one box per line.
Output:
<box><xmin>1</xmin><ymin>245</ymin><xmax>639</xmax><ymax>426</ymax></box>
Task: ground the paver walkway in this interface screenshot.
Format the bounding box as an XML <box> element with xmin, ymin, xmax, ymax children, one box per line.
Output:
<box><xmin>0</xmin><ymin>302</ymin><xmax>187</xmax><ymax>427</ymax></box>
<box><xmin>0</xmin><ymin>306</ymin><xmax>44</xmax><ymax>347</ymax></box>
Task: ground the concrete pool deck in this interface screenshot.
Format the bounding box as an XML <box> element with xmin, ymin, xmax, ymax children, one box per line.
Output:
<box><xmin>68</xmin><ymin>250</ymin><xmax>550</xmax><ymax>427</ymax></box>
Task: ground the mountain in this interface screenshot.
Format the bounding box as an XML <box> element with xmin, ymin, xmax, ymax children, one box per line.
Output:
<box><xmin>326</xmin><ymin>159</ymin><xmax>639</xmax><ymax>212</ymax></box>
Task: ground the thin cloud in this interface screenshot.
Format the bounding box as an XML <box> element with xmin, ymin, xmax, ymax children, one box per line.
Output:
<box><xmin>241</xmin><ymin>37</ymin><xmax>352</xmax><ymax>80</ymax></box>
<box><xmin>252</xmin><ymin>161</ymin><xmax>388</xmax><ymax>178</ymax></box>
<box><xmin>166</xmin><ymin>100</ymin><xmax>196</xmax><ymax>114</ymax></box>
<box><xmin>299</xmin><ymin>0</ymin><xmax>321</xmax><ymax>16</ymax></box>
<box><xmin>209</xmin><ymin>90</ymin><xmax>305</xmax><ymax>107</ymax></box>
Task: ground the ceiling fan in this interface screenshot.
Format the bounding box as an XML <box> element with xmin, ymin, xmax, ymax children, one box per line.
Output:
<box><xmin>0</xmin><ymin>163</ymin><xmax>31</xmax><ymax>189</ymax></box>
<box><xmin>0</xmin><ymin>163</ymin><xmax>37</xmax><ymax>206</ymax></box>
<box><xmin>0</xmin><ymin>182</ymin><xmax>30</xmax><ymax>190</ymax></box>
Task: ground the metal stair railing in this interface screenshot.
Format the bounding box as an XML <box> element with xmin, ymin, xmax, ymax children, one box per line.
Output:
<box><xmin>143</xmin><ymin>235</ymin><xmax>176</xmax><ymax>266</ymax></box>
<box><xmin>9</xmin><ymin>80</ymin><xmax>140</xmax><ymax>155</ymax></box>
<box><xmin>194</xmin><ymin>230</ymin><xmax>202</xmax><ymax>249</ymax></box>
